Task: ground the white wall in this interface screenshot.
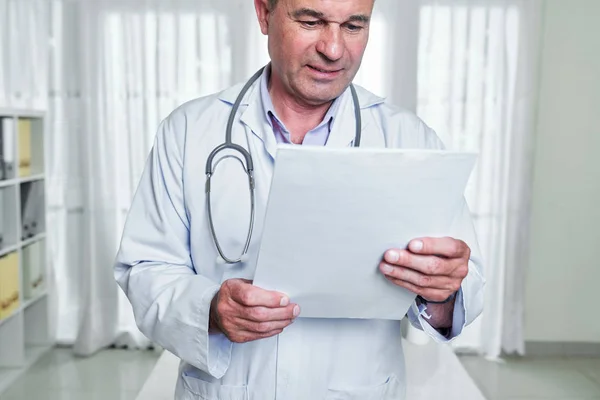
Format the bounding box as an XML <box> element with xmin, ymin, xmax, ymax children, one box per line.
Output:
<box><xmin>525</xmin><ymin>0</ymin><xmax>600</xmax><ymax>342</ymax></box>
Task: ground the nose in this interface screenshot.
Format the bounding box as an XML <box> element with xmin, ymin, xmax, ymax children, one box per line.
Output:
<box><xmin>316</xmin><ymin>25</ymin><xmax>344</xmax><ymax>62</ymax></box>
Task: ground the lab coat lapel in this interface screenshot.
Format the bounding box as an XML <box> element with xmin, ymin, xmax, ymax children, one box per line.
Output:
<box><xmin>325</xmin><ymin>88</ymin><xmax>359</xmax><ymax>148</ymax></box>
<box><xmin>218</xmin><ymin>72</ymin><xmax>278</xmax><ymax>161</ymax></box>
<box><xmin>239</xmin><ymin>90</ymin><xmax>279</xmax><ymax>161</ymax></box>
<box><xmin>325</xmin><ymin>85</ymin><xmax>385</xmax><ymax>148</ymax></box>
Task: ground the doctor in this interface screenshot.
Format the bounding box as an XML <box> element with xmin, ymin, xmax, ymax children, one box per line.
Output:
<box><xmin>115</xmin><ymin>0</ymin><xmax>485</xmax><ymax>399</ymax></box>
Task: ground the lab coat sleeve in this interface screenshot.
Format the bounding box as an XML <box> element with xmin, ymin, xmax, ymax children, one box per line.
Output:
<box><xmin>405</xmin><ymin>122</ymin><xmax>486</xmax><ymax>342</ymax></box>
<box><xmin>406</xmin><ymin>198</ymin><xmax>486</xmax><ymax>342</ymax></box>
<box><xmin>114</xmin><ymin>113</ymin><xmax>232</xmax><ymax>378</ymax></box>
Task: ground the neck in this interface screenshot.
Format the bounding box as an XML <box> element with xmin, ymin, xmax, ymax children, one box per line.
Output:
<box><xmin>268</xmin><ymin>74</ymin><xmax>332</xmax><ymax>144</ymax></box>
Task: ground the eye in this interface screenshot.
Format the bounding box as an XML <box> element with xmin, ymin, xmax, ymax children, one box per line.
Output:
<box><xmin>345</xmin><ymin>23</ymin><xmax>364</xmax><ymax>32</ymax></box>
<box><xmin>300</xmin><ymin>20</ymin><xmax>321</xmax><ymax>28</ymax></box>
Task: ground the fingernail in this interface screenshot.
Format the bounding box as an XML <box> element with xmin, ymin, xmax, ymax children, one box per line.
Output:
<box><xmin>386</xmin><ymin>250</ymin><xmax>400</xmax><ymax>263</ymax></box>
<box><xmin>381</xmin><ymin>263</ymin><xmax>394</xmax><ymax>274</ymax></box>
<box><xmin>280</xmin><ymin>296</ymin><xmax>289</xmax><ymax>307</ymax></box>
<box><xmin>411</xmin><ymin>240</ymin><xmax>423</xmax><ymax>252</ymax></box>
<box><xmin>293</xmin><ymin>305</ymin><xmax>300</xmax><ymax>317</ymax></box>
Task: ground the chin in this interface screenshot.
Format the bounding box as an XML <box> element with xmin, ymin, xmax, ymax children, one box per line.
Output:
<box><xmin>301</xmin><ymin>85</ymin><xmax>348</xmax><ymax>105</ymax></box>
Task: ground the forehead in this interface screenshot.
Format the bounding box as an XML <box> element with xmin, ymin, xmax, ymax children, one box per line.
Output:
<box><xmin>280</xmin><ymin>0</ymin><xmax>375</xmax><ymax>19</ymax></box>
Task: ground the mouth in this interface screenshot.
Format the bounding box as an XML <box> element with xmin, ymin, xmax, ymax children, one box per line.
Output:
<box><xmin>307</xmin><ymin>65</ymin><xmax>343</xmax><ymax>76</ymax></box>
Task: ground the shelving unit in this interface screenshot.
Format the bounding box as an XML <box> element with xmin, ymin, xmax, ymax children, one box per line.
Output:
<box><xmin>0</xmin><ymin>109</ymin><xmax>52</xmax><ymax>394</ymax></box>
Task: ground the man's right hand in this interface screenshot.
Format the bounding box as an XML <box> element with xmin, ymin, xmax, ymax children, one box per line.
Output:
<box><xmin>209</xmin><ymin>279</ymin><xmax>300</xmax><ymax>343</ymax></box>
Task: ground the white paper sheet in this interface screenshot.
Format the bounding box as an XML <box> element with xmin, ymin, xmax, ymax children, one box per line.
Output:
<box><xmin>253</xmin><ymin>146</ymin><xmax>477</xmax><ymax>320</ymax></box>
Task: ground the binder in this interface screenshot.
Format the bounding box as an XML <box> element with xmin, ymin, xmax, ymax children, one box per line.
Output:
<box><xmin>18</xmin><ymin>119</ymin><xmax>32</xmax><ymax>177</ymax></box>
<box><xmin>1</xmin><ymin>118</ymin><xmax>15</xmax><ymax>180</ymax></box>
<box><xmin>0</xmin><ymin>189</ymin><xmax>4</xmax><ymax>249</ymax></box>
<box><xmin>23</xmin><ymin>242</ymin><xmax>44</xmax><ymax>299</ymax></box>
<box><xmin>21</xmin><ymin>183</ymin><xmax>35</xmax><ymax>239</ymax></box>
<box><xmin>0</xmin><ymin>118</ymin><xmax>4</xmax><ymax>180</ymax></box>
<box><xmin>29</xmin><ymin>181</ymin><xmax>43</xmax><ymax>237</ymax></box>
<box><xmin>0</xmin><ymin>252</ymin><xmax>20</xmax><ymax>320</ymax></box>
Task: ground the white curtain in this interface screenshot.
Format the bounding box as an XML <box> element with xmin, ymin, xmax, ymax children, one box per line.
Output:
<box><xmin>417</xmin><ymin>0</ymin><xmax>543</xmax><ymax>357</ymax></box>
<box><xmin>0</xmin><ymin>0</ymin><xmax>49</xmax><ymax>110</ymax></box>
<box><xmin>46</xmin><ymin>0</ymin><xmax>542</xmax><ymax>358</ymax></box>
<box><xmin>48</xmin><ymin>0</ymin><xmax>253</xmax><ymax>354</ymax></box>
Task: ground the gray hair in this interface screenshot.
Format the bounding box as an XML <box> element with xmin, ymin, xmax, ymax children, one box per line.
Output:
<box><xmin>268</xmin><ymin>0</ymin><xmax>278</xmax><ymax>10</ymax></box>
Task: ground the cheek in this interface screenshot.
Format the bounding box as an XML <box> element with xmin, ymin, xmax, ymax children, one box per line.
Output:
<box><xmin>283</xmin><ymin>33</ymin><xmax>314</xmax><ymax>61</ymax></box>
<box><xmin>345</xmin><ymin>39</ymin><xmax>369</xmax><ymax>64</ymax></box>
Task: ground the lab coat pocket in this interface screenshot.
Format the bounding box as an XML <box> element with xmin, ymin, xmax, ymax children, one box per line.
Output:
<box><xmin>181</xmin><ymin>373</ymin><xmax>248</xmax><ymax>400</ymax></box>
<box><xmin>325</xmin><ymin>374</ymin><xmax>401</xmax><ymax>400</ymax></box>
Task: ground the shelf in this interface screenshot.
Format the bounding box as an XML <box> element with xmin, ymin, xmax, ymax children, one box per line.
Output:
<box><xmin>0</xmin><ymin>307</ymin><xmax>19</xmax><ymax>329</ymax></box>
<box><xmin>0</xmin><ymin>345</ymin><xmax>52</xmax><ymax>394</ymax></box>
<box><xmin>0</xmin><ymin>179</ymin><xmax>17</xmax><ymax>189</ymax></box>
<box><xmin>0</xmin><ymin>175</ymin><xmax>45</xmax><ymax>189</ymax></box>
<box><xmin>0</xmin><ymin>109</ymin><xmax>51</xmax><ymax>396</ymax></box>
<box><xmin>19</xmin><ymin>174</ymin><xmax>45</xmax><ymax>184</ymax></box>
<box><xmin>0</xmin><ymin>109</ymin><xmax>45</xmax><ymax>119</ymax></box>
<box><xmin>22</xmin><ymin>291</ymin><xmax>47</xmax><ymax>311</ymax></box>
<box><xmin>0</xmin><ymin>234</ymin><xmax>46</xmax><ymax>257</ymax></box>
<box><xmin>21</xmin><ymin>233</ymin><xmax>46</xmax><ymax>248</ymax></box>
<box><xmin>0</xmin><ymin>244</ymin><xmax>19</xmax><ymax>258</ymax></box>
<box><xmin>0</xmin><ymin>293</ymin><xmax>48</xmax><ymax>330</ymax></box>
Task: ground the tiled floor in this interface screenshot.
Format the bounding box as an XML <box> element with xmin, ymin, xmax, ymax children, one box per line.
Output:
<box><xmin>1</xmin><ymin>346</ymin><xmax>600</xmax><ymax>399</ymax></box>
<box><xmin>459</xmin><ymin>354</ymin><xmax>600</xmax><ymax>400</ymax></box>
<box><xmin>0</xmin><ymin>347</ymin><xmax>160</xmax><ymax>400</ymax></box>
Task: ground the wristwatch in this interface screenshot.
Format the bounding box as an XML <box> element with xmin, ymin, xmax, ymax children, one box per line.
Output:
<box><xmin>417</xmin><ymin>291</ymin><xmax>457</xmax><ymax>305</ymax></box>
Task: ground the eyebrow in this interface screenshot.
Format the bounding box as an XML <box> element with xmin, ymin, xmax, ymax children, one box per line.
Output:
<box><xmin>291</xmin><ymin>8</ymin><xmax>370</xmax><ymax>24</ymax></box>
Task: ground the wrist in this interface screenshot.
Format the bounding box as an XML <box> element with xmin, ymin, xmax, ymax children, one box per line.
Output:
<box><xmin>417</xmin><ymin>296</ymin><xmax>456</xmax><ymax>331</ymax></box>
<box><xmin>208</xmin><ymin>291</ymin><xmax>222</xmax><ymax>334</ymax></box>
<box><xmin>416</xmin><ymin>291</ymin><xmax>457</xmax><ymax>305</ymax></box>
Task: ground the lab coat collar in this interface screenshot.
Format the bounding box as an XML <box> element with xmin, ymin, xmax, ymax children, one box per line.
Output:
<box><xmin>218</xmin><ymin>68</ymin><xmax>386</xmax><ymax>158</ymax></box>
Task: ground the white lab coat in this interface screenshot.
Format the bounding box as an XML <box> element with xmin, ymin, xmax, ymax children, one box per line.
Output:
<box><xmin>114</xmin><ymin>69</ymin><xmax>485</xmax><ymax>400</ymax></box>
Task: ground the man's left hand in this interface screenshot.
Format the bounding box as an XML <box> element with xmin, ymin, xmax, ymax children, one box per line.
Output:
<box><xmin>379</xmin><ymin>237</ymin><xmax>470</xmax><ymax>302</ymax></box>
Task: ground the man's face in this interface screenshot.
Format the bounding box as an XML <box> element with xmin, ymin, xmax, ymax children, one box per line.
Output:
<box><xmin>257</xmin><ymin>0</ymin><xmax>374</xmax><ymax>106</ymax></box>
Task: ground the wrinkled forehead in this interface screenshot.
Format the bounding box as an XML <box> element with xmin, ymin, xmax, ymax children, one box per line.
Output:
<box><xmin>277</xmin><ymin>0</ymin><xmax>375</xmax><ymax>20</ymax></box>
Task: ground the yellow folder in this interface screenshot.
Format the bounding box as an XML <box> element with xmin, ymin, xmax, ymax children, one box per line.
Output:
<box><xmin>18</xmin><ymin>119</ymin><xmax>31</xmax><ymax>177</ymax></box>
<box><xmin>0</xmin><ymin>252</ymin><xmax>20</xmax><ymax>319</ymax></box>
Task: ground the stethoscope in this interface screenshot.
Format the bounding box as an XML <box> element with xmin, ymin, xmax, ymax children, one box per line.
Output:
<box><xmin>205</xmin><ymin>66</ymin><xmax>363</xmax><ymax>264</ymax></box>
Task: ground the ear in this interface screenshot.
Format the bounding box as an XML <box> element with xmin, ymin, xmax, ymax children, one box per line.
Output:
<box><xmin>254</xmin><ymin>0</ymin><xmax>271</xmax><ymax>35</ymax></box>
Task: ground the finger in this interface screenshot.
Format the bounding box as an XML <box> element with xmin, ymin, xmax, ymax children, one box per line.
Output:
<box><xmin>384</xmin><ymin>276</ymin><xmax>455</xmax><ymax>303</ymax></box>
<box><xmin>406</xmin><ymin>237</ymin><xmax>469</xmax><ymax>259</ymax></box>
<box><xmin>243</xmin><ymin>304</ymin><xmax>301</xmax><ymax>322</ymax></box>
<box><xmin>235</xmin><ymin>317</ymin><xmax>294</xmax><ymax>334</ymax></box>
<box><xmin>229</xmin><ymin>280</ymin><xmax>290</xmax><ymax>308</ymax></box>
<box><xmin>379</xmin><ymin>262</ymin><xmax>459</xmax><ymax>292</ymax></box>
<box><xmin>384</xmin><ymin>250</ymin><xmax>454</xmax><ymax>276</ymax></box>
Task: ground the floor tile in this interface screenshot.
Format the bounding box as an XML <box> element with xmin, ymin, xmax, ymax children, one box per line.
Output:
<box><xmin>1</xmin><ymin>348</ymin><xmax>159</xmax><ymax>399</ymax></box>
<box><xmin>562</xmin><ymin>358</ymin><xmax>600</xmax><ymax>386</ymax></box>
<box><xmin>460</xmin><ymin>355</ymin><xmax>600</xmax><ymax>400</ymax></box>
<box><xmin>1</xmin><ymin>388</ymin><xmax>139</xmax><ymax>400</ymax></box>
<box><xmin>503</xmin><ymin>398</ymin><xmax>600</xmax><ymax>400</ymax></box>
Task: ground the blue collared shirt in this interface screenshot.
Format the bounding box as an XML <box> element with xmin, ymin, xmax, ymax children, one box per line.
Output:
<box><xmin>259</xmin><ymin>66</ymin><xmax>342</xmax><ymax>146</ymax></box>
